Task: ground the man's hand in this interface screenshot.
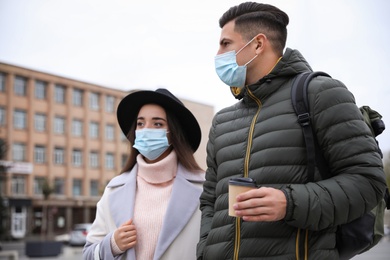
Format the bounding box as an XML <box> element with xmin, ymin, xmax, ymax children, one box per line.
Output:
<box><xmin>114</xmin><ymin>219</ymin><xmax>137</xmax><ymax>251</ymax></box>
<box><xmin>233</xmin><ymin>187</ymin><xmax>287</xmax><ymax>222</ymax></box>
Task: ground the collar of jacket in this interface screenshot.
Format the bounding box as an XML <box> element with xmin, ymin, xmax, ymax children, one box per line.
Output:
<box><xmin>231</xmin><ymin>48</ymin><xmax>313</xmax><ymax>101</ymax></box>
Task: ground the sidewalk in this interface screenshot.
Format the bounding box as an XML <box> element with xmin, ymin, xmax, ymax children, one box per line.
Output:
<box><xmin>0</xmin><ymin>242</ymin><xmax>83</xmax><ymax>260</ymax></box>
<box><xmin>353</xmin><ymin>236</ymin><xmax>390</xmax><ymax>260</ymax></box>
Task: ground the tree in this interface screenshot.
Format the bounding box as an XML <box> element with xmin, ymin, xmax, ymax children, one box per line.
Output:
<box><xmin>41</xmin><ymin>179</ymin><xmax>54</xmax><ymax>239</ymax></box>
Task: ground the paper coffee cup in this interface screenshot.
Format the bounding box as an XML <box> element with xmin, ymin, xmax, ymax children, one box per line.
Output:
<box><xmin>228</xmin><ymin>178</ymin><xmax>257</xmax><ymax>217</ymax></box>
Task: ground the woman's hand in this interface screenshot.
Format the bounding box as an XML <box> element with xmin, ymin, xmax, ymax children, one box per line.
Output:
<box><xmin>114</xmin><ymin>219</ymin><xmax>137</xmax><ymax>251</ymax></box>
<box><xmin>233</xmin><ymin>187</ymin><xmax>287</xmax><ymax>222</ymax></box>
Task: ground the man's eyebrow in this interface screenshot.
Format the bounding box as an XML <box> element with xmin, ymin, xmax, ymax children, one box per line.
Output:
<box><xmin>219</xmin><ymin>37</ymin><xmax>229</xmax><ymax>45</ymax></box>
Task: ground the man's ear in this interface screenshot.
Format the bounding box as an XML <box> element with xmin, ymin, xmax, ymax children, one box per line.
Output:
<box><xmin>254</xmin><ymin>33</ymin><xmax>266</xmax><ymax>54</ymax></box>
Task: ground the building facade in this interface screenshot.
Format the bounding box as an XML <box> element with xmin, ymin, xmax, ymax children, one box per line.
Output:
<box><xmin>0</xmin><ymin>62</ymin><xmax>213</xmax><ymax>240</ymax></box>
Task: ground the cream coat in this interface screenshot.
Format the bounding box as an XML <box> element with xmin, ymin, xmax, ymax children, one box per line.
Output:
<box><xmin>83</xmin><ymin>163</ymin><xmax>205</xmax><ymax>260</ymax></box>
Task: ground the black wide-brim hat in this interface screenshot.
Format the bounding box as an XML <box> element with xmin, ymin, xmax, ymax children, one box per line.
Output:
<box><xmin>117</xmin><ymin>88</ymin><xmax>201</xmax><ymax>152</ymax></box>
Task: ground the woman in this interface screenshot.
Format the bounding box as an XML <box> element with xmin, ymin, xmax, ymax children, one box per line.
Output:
<box><xmin>83</xmin><ymin>88</ymin><xmax>205</xmax><ymax>260</ymax></box>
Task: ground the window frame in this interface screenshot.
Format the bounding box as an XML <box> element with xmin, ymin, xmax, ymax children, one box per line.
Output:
<box><xmin>14</xmin><ymin>76</ymin><xmax>27</xmax><ymax>96</ymax></box>
<box><xmin>11</xmin><ymin>175</ymin><xmax>26</xmax><ymax>195</ymax></box>
<box><xmin>105</xmin><ymin>152</ymin><xmax>114</xmax><ymax>170</ymax></box>
<box><xmin>34</xmin><ymin>145</ymin><xmax>46</xmax><ymax>164</ymax></box>
<box><xmin>89</xmin><ymin>151</ymin><xmax>99</xmax><ymax>168</ymax></box>
<box><xmin>14</xmin><ymin>109</ymin><xmax>27</xmax><ymax>129</ymax></box>
<box><xmin>35</xmin><ymin>80</ymin><xmax>47</xmax><ymax>100</ymax></box>
<box><xmin>72</xmin><ymin>149</ymin><xmax>83</xmax><ymax>167</ymax></box>
<box><xmin>54</xmin><ymin>84</ymin><xmax>66</xmax><ymax>104</ymax></box>
<box><xmin>89</xmin><ymin>92</ymin><xmax>100</xmax><ymax>110</ymax></box>
<box><xmin>72</xmin><ymin>119</ymin><xmax>83</xmax><ymax>137</ymax></box>
<box><xmin>12</xmin><ymin>143</ymin><xmax>26</xmax><ymax>161</ymax></box>
<box><xmin>54</xmin><ymin>147</ymin><xmax>65</xmax><ymax>165</ymax></box>
<box><xmin>34</xmin><ymin>112</ymin><xmax>46</xmax><ymax>132</ymax></box>
<box><xmin>54</xmin><ymin>116</ymin><xmax>66</xmax><ymax>134</ymax></box>
<box><xmin>73</xmin><ymin>88</ymin><xmax>83</xmax><ymax>106</ymax></box>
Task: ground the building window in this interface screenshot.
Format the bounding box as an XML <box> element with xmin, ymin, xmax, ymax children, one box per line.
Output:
<box><xmin>121</xmin><ymin>154</ymin><xmax>127</xmax><ymax>168</ymax></box>
<box><xmin>34</xmin><ymin>113</ymin><xmax>46</xmax><ymax>132</ymax></box>
<box><xmin>105</xmin><ymin>95</ymin><xmax>115</xmax><ymax>112</ymax></box>
<box><xmin>14</xmin><ymin>76</ymin><xmax>27</xmax><ymax>96</ymax></box>
<box><xmin>105</xmin><ymin>124</ymin><xmax>115</xmax><ymax>141</ymax></box>
<box><xmin>73</xmin><ymin>88</ymin><xmax>83</xmax><ymax>106</ymax></box>
<box><xmin>54</xmin><ymin>116</ymin><xmax>65</xmax><ymax>134</ymax></box>
<box><xmin>106</xmin><ymin>152</ymin><xmax>114</xmax><ymax>170</ymax></box>
<box><xmin>14</xmin><ymin>109</ymin><xmax>27</xmax><ymax>129</ymax></box>
<box><xmin>0</xmin><ymin>73</ymin><xmax>5</xmax><ymax>92</ymax></box>
<box><xmin>54</xmin><ymin>147</ymin><xmax>65</xmax><ymax>165</ymax></box>
<box><xmin>90</xmin><ymin>180</ymin><xmax>99</xmax><ymax>196</ymax></box>
<box><xmin>34</xmin><ymin>145</ymin><xmax>46</xmax><ymax>164</ymax></box>
<box><xmin>89</xmin><ymin>92</ymin><xmax>99</xmax><ymax>110</ymax></box>
<box><xmin>72</xmin><ymin>149</ymin><xmax>82</xmax><ymax>167</ymax></box>
<box><xmin>12</xmin><ymin>143</ymin><xmax>26</xmax><ymax>161</ymax></box>
<box><xmin>35</xmin><ymin>80</ymin><xmax>47</xmax><ymax>99</ymax></box>
<box><xmin>72</xmin><ymin>119</ymin><xmax>83</xmax><ymax>137</ymax></box>
<box><xmin>121</xmin><ymin>131</ymin><xmax>128</xmax><ymax>141</ymax></box>
<box><xmin>54</xmin><ymin>84</ymin><xmax>66</xmax><ymax>103</ymax></box>
<box><xmin>72</xmin><ymin>179</ymin><xmax>82</xmax><ymax>196</ymax></box>
<box><xmin>0</xmin><ymin>107</ymin><xmax>6</xmax><ymax>126</ymax></box>
<box><xmin>89</xmin><ymin>122</ymin><xmax>99</xmax><ymax>139</ymax></box>
<box><xmin>54</xmin><ymin>178</ymin><xmax>65</xmax><ymax>195</ymax></box>
<box><xmin>34</xmin><ymin>177</ymin><xmax>45</xmax><ymax>195</ymax></box>
<box><xmin>11</xmin><ymin>175</ymin><xmax>26</xmax><ymax>195</ymax></box>
<box><xmin>89</xmin><ymin>151</ymin><xmax>99</xmax><ymax>168</ymax></box>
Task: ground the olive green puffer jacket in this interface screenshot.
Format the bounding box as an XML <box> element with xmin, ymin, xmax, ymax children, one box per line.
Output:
<box><xmin>197</xmin><ymin>48</ymin><xmax>386</xmax><ymax>260</ymax></box>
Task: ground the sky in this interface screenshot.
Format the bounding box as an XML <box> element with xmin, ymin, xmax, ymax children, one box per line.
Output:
<box><xmin>0</xmin><ymin>0</ymin><xmax>389</xmax><ymax>154</ymax></box>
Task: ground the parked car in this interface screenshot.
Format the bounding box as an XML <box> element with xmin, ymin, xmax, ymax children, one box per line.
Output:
<box><xmin>69</xmin><ymin>223</ymin><xmax>92</xmax><ymax>246</ymax></box>
<box><xmin>54</xmin><ymin>232</ymin><xmax>70</xmax><ymax>244</ymax></box>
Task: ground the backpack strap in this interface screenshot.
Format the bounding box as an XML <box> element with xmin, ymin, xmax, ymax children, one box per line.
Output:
<box><xmin>291</xmin><ymin>71</ymin><xmax>331</xmax><ymax>182</ymax></box>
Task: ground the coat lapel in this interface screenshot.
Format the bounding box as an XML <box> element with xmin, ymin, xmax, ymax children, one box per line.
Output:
<box><xmin>153</xmin><ymin>168</ymin><xmax>202</xmax><ymax>260</ymax></box>
<box><xmin>108</xmin><ymin>166</ymin><xmax>137</xmax><ymax>228</ymax></box>
<box><xmin>108</xmin><ymin>167</ymin><xmax>138</xmax><ymax>260</ymax></box>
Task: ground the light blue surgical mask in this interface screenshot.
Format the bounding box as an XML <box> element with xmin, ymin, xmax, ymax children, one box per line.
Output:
<box><xmin>214</xmin><ymin>37</ymin><xmax>258</xmax><ymax>88</ymax></box>
<box><xmin>133</xmin><ymin>128</ymin><xmax>170</xmax><ymax>161</ymax></box>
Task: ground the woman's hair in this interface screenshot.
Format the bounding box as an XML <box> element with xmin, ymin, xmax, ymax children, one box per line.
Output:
<box><xmin>120</xmin><ymin>105</ymin><xmax>203</xmax><ymax>174</ymax></box>
<box><xmin>219</xmin><ymin>2</ymin><xmax>289</xmax><ymax>55</ymax></box>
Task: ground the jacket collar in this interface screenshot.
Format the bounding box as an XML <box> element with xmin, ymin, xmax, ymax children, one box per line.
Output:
<box><xmin>233</xmin><ymin>48</ymin><xmax>313</xmax><ymax>102</ymax></box>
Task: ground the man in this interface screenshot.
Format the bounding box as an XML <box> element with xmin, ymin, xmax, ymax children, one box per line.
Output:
<box><xmin>197</xmin><ymin>2</ymin><xmax>386</xmax><ymax>259</ymax></box>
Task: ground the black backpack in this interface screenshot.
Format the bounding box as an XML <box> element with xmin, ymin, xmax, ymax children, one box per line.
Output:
<box><xmin>291</xmin><ymin>71</ymin><xmax>390</xmax><ymax>260</ymax></box>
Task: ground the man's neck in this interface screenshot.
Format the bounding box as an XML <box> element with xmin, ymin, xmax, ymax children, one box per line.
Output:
<box><xmin>247</xmin><ymin>52</ymin><xmax>282</xmax><ymax>85</ymax></box>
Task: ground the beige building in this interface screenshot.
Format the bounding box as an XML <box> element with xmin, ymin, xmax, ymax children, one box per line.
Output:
<box><xmin>0</xmin><ymin>62</ymin><xmax>213</xmax><ymax>240</ymax></box>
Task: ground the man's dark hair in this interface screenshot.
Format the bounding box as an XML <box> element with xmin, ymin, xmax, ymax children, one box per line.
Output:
<box><xmin>219</xmin><ymin>2</ymin><xmax>289</xmax><ymax>54</ymax></box>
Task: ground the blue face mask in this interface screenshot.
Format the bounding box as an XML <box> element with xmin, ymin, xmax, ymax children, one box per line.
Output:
<box><xmin>133</xmin><ymin>129</ymin><xmax>170</xmax><ymax>161</ymax></box>
<box><xmin>214</xmin><ymin>37</ymin><xmax>258</xmax><ymax>88</ymax></box>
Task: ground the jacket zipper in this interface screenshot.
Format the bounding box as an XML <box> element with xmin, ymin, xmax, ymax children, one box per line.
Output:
<box><xmin>233</xmin><ymin>88</ymin><xmax>262</xmax><ymax>260</ymax></box>
<box><xmin>295</xmin><ymin>228</ymin><xmax>309</xmax><ymax>260</ymax></box>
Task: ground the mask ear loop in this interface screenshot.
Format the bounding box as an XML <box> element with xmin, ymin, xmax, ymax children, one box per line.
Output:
<box><xmin>244</xmin><ymin>55</ymin><xmax>258</xmax><ymax>66</ymax></box>
<box><xmin>236</xmin><ymin>37</ymin><xmax>257</xmax><ymax>55</ymax></box>
<box><xmin>236</xmin><ymin>37</ymin><xmax>258</xmax><ymax>66</ymax></box>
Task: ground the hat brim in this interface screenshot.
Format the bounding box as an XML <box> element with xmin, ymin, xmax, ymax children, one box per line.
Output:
<box><xmin>117</xmin><ymin>90</ymin><xmax>201</xmax><ymax>152</ymax></box>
